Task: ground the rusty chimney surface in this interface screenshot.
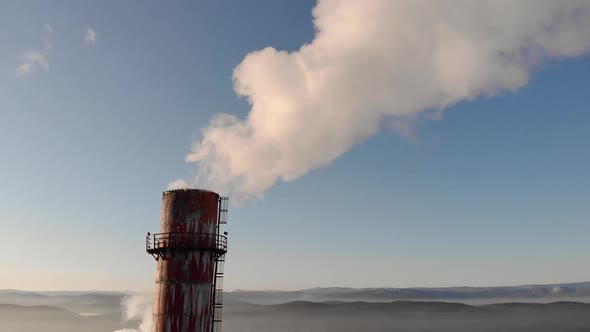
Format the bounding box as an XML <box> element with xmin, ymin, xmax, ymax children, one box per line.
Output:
<box><xmin>146</xmin><ymin>189</ymin><xmax>228</xmax><ymax>332</ymax></box>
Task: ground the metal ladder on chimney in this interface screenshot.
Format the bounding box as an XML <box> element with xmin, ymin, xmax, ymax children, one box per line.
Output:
<box><xmin>211</xmin><ymin>197</ymin><xmax>228</xmax><ymax>332</ymax></box>
<box><xmin>212</xmin><ymin>256</ymin><xmax>225</xmax><ymax>332</ymax></box>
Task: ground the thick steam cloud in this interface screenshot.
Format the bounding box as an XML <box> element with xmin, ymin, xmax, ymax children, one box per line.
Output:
<box><xmin>174</xmin><ymin>0</ymin><xmax>590</xmax><ymax>199</ymax></box>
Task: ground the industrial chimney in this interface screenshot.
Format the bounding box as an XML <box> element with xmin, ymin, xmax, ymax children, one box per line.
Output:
<box><xmin>146</xmin><ymin>189</ymin><xmax>228</xmax><ymax>332</ymax></box>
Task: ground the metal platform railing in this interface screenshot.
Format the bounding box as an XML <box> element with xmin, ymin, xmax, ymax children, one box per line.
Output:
<box><xmin>146</xmin><ymin>232</ymin><xmax>227</xmax><ymax>255</ymax></box>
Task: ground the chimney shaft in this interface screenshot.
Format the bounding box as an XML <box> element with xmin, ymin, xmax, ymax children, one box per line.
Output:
<box><xmin>147</xmin><ymin>189</ymin><xmax>227</xmax><ymax>332</ymax></box>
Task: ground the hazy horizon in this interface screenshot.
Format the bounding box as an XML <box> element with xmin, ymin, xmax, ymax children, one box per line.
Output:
<box><xmin>4</xmin><ymin>279</ymin><xmax>590</xmax><ymax>294</ymax></box>
<box><xmin>5</xmin><ymin>282</ymin><xmax>590</xmax><ymax>331</ymax></box>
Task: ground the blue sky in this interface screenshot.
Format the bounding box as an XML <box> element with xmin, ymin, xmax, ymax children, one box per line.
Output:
<box><xmin>1</xmin><ymin>1</ymin><xmax>589</xmax><ymax>291</ymax></box>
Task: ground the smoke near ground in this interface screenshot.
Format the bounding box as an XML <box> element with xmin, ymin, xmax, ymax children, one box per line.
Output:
<box><xmin>113</xmin><ymin>295</ymin><xmax>152</xmax><ymax>332</ymax></box>
<box><xmin>171</xmin><ymin>0</ymin><xmax>590</xmax><ymax>200</ymax></box>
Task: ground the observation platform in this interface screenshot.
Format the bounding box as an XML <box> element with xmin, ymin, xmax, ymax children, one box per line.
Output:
<box><xmin>146</xmin><ymin>232</ymin><xmax>227</xmax><ymax>260</ymax></box>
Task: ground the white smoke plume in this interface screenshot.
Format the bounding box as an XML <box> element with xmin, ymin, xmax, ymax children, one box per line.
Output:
<box><xmin>178</xmin><ymin>0</ymin><xmax>590</xmax><ymax>200</ymax></box>
<box><xmin>113</xmin><ymin>294</ymin><xmax>153</xmax><ymax>332</ymax></box>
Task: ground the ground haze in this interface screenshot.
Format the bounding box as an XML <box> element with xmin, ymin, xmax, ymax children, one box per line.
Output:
<box><xmin>2</xmin><ymin>283</ymin><xmax>590</xmax><ymax>331</ymax></box>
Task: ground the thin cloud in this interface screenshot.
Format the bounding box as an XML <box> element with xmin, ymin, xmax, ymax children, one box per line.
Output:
<box><xmin>17</xmin><ymin>51</ymin><xmax>49</xmax><ymax>77</ymax></box>
<box><xmin>17</xmin><ymin>63</ymin><xmax>32</xmax><ymax>76</ymax></box>
<box><xmin>44</xmin><ymin>24</ymin><xmax>54</xmax><ymax>35</ymax></box>
<box><xmin>85</xmin><ymin>27</ymin><xmax>96</xmax><ymax>45</ymax></box>
<box><xmin>44</xmin><ymin>24</ymin><xmax>54</xmax><ymax>50</ymax></box>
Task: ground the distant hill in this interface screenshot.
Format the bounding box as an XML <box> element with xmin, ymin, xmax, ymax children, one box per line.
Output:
<box><xmin>0</xmin><ymin>303</ymin><xmax>78</xmax><ymax>314</ymax></box>
<box><xmin>223</xmin><ymin>300</ymin><xmax>590</xmax><ymax>332</ymax></box>
<box><xmin>2</xmin><ymin>290</ymin><xmax>590</xmax><ymax>332</ymax></box>
<box><xmin>226</xmin><ymin>281</ymin><xmax>590</xmax><ymax>304</ymax></box>
<box><xmin>226</xmin><ymin>299</ymin><xmax>590</xmax><ymax>314</ymax></box>
<box><xmin>4</xmin><ymin>282</ymin><xmax>590</xmax><ymax>308</ymax></box>
<box><xmin>0</xmin><ymin>291</ymin><xmax>125</xmax><ymax>315</ymax></box>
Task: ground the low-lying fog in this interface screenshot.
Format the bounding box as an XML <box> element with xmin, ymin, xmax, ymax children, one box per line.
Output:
<box><xmin>2</xmin><ymin>283</ymin><xmax>590</xmax><ymax>332</ymax></box>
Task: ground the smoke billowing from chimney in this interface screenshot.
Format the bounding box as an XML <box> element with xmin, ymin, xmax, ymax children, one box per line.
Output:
<box><xmin>172</xmin><ymin>0</ymin><xmax>590</xmax><ymax>200</ymax></box>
